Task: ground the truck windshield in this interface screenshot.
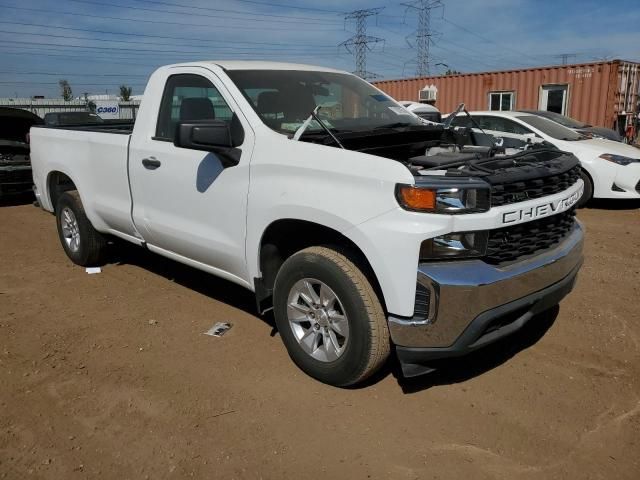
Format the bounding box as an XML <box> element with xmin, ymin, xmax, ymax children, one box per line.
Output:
<box><xmin>226</xmin><ymin>69</ymin><xmax>423</xmax><ymax>135</ymax></box>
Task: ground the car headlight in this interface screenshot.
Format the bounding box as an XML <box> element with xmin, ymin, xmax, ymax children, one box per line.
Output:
<box><xmin>420</xmin><ymin>231</ymin><xmax>489</xmax><ymax>259</ymax></box>
<box><xmin>395</xmin><ymin>178</ymin><xmax>490</xmax><ymax>214</ymax></box>
<box><xmin>599</xmin><ymin>154</ymin><xmax>640</xmax><ymax>166</ymax></box>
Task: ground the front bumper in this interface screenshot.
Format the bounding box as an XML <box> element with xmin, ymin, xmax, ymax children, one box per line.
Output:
<box><xmin>389</xmin><ymin>221</ymin><xmax>584</xmax><ymax>376</ymax></box>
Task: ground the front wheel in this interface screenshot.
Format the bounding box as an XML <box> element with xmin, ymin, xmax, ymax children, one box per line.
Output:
<box><xmin>273</xmin><ymin>246</ymin><xmax>390</xmax><ymax>387</ymax></box>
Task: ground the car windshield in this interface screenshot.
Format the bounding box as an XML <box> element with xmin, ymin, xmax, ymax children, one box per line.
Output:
<box><xmin>518</xmin><ymin>115</ymin><xmax>585</xmax><ymax>141</ymax></box>
<box><xmin>536</xmin><ymin>111</ymin><xmax>588</xmax><ymax>129</ymax></box>
<box><xmin>226</xmin><ymin>69</ymin><xmax>423</xmax><ymax>135</ymax></box>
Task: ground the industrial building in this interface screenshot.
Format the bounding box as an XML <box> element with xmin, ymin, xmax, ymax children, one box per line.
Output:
<box><xmin>374</xmin><ymin>59</ymin><xmax>640</xmax><ymax>133</ymax></box>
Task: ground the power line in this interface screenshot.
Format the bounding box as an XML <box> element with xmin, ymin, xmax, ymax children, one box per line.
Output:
<box><xmin>64</xmin><ymin>0</ymin><xmax>341</xmax><ymax>25</ymax></box>
<box><xmin>339</xmin><ymin>8</ymin><xmax>385</xmax><ymax>79</ymax></box>
<box><xmin>126</xmin><ymin>0</ymin><xmax>342</xmax><ymax>18</ymax></box>
<box><xmin>0</xmin><ymin>71</ymin><xmax>150</xmax><ymax>77</ymax></box>
<box><xmin>554</xmin><ymin>53</ymin><xmax>578</xmax><ymax>65</ymax></box>
<box><xmin>441</xmin><ymin>16</ymin><xmax>541</xmax><ymax>63</ymax></box>
<box><xmin>401</xmin><ymin>0</ymin><xmax>443</xmax><ymax>77</ymax></box>
<box><xmin>0</xmin><ymin>29</ymin><xmax>338</xmax><ymax>52</ymax></box>
<box><xmin>0</xmin><ymin>4</ymin><xmax>344</xmax><ymax>32</ymax></box>
<box><xmin>0</xmin><ymin>20</ymin><xmax>337</xmax><ymax>48</ymax></box>
<box><xmin>230</xmin><ymin>0</ymin><xmax>344</xmax><ymax>13</ymax></box>
<box><xmin>0</xmin><ymin>39</ymin><xmax>339</xmax><ymax>56</ymax></box>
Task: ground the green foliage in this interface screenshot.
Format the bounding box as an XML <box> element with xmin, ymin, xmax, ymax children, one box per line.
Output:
<box><xmin>119</xmin><ymin>85</ymin><xmax>132</xmax><ymax>101</ymax></box>
<box><xmin>59</xmin><ymin>79</ymin><xmax>73</xmax><ymax>101</ymax></box>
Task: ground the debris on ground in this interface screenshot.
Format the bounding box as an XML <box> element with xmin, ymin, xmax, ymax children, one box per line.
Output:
<box><xmin>204</xmin><ymin>322</ymin><xmax>232</xmax><ymax>337</ymax></box>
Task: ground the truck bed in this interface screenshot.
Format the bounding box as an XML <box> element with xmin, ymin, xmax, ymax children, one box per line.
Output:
<box><xmin>34</xmin><ymin>120</ymin><xmax>135</xmax><ymax>135</ymax></box>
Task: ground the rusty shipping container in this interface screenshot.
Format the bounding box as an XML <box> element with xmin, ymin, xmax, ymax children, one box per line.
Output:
<box><xmin>373</xmin><ymin>60</ymin><xmax>640</xmax><ymax>130</ymax></box>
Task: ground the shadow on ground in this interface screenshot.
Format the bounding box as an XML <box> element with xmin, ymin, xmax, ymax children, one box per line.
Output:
<box><xmin>110</xmin><ymin>240</ymin><xmax>265</xmax><ymax>323</ymax></box>
<box><xmin>0</xmin><ymin>192</ymin><xmax>35</xmax><ymax>207</ymax></box>
<box><xmin>109</xmin><ymin>240</ymin><xmax>560</xmax><ymax>392</ymax></box>
<box><xmin>391</xmin><ymin>306</ymin><xmax>559</xmax><ymax>394</ymax></box>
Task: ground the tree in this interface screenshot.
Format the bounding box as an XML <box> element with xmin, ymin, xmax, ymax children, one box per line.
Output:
<box><xmin>445</xmin><ymin>69</ymin><xmax>462</xmax><ymax>75</ymax></box>
<box><xmin>119</xmin><ymin>85</ymin><xmax>132</xmax><ymax>101</ymax></box>
<box><xmin>59</xmin><ymin>79</ymin><xmax>73</xmax><ymax>101</ymax></box>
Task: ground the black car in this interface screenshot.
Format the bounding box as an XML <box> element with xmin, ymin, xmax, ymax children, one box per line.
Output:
<box><xmin>43</xmin><ymin>111</ymin><xmax>104</xmax><ymax>126</ymax></box>
<box><xmin>0</xmin><ymin>107</ymin><xmax>44</xmax><ymax>198</ymax></box>
<box><xmin>518</xmin><ymin>109</ymin><xmax>622</xmax><ymax>142</ymax></box>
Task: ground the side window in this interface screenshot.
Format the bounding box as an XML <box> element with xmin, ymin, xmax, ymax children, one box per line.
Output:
<box><xmin>155</xmin><ymin>74</ymin><xmax>233</xmax><ymax>141</ymax></box>
<box><xmin>450</xmin><ymin>115</ymin><xmax>473</xmax><ymax>128</ymax></box>
<box><xmin>475</xmin><ymin>116</ymin><xmax>528</xmax><ymax>134</ymax></box>
<box><xmin>501</xmin><ymin>119</ymin><xmax>533</xmax><ymax>135</ymax></box>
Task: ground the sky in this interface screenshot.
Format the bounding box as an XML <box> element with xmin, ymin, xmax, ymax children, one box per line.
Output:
<box><xmin>0</xmin><ymin>0</ymin><xmax>638</xmax><ymax>98</ymax></box>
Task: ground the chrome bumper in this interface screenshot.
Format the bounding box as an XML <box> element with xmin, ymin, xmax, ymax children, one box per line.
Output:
<box><xmin>389</xmin><ymin>221</ymin><xmax>584</xmax><ymax>348</ymax></box>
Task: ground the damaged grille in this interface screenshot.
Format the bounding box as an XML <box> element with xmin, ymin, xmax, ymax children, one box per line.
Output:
<box><xmin>484</xmin><ymin>210</ymin><xmax>576</xmax><ymax>264</ymax></box>
<box><xmin>491</xmin><ymin>165</ymin><xmax>581</xmax><ymax>207</ymax></box>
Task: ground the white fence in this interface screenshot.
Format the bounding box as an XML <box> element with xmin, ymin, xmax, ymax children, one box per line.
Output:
<box><xmin>0</xmin><ymin>98</ymin><xmax>141</xmax><ymax>120</ymax></box>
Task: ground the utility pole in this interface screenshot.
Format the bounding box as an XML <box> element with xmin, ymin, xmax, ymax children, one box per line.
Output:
<box><xmin>554</xmin><ymin>53</ymin><xmax>577</xmax><ymax>65</ymax></box>
<box><xmin>402</xmin><ymin>0</ymin><xmax>442</xmax><ymax>77</ymax></box>
<box><xmin>339</xmin><ymin>8</ymin><xmax>384</xmax><ymax>80</ymax></box>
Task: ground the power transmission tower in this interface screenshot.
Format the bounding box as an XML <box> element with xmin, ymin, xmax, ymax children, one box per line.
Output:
<box><xmin>554</xmin><ymin>53</ymin><xmax>577</xmax><ymax>65</ymax></box>
<box><xmin>402</xmin><ymin>0</ymin><xmax>442</xmax><ymax>77</ymax></box>
<box><xmin>339</xmin><ymin>8</ymin><xmax>385</xmax><ymax>80</ymax></box>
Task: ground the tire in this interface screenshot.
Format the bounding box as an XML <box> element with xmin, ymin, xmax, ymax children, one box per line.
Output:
<box><xmin>273</xmin><ymin>246</ymin><xmax>390</xmax><ymax>387</ymax></box>
<box><xmin>55</xmin><ymin>191</ymin><xmax>108</xmax><ymax>267</ymax></box>
<box><xmin>576</xmin><ymin>169</ymin><xmax>593</xmax><ymax>208</ymax></box>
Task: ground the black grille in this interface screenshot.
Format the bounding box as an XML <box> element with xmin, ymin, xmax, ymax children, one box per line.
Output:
<box><xmin>414</xmin><ymin>282</ymin><xmax>431</xmax><ymax>319</ymax></box>
<box><xmin>484</xmin><ymin>210</ymin><xmax>576</xmax><ymax>264</ymax></box>
<box><xmin>491</xmin><ymin>166</ymin><xmax>581</xmax><ymax>207</ymax></box>
<box><xmin>0</xmin><ymin>169</ymin><xmax>32</xmax><ymax>184</ymax></box>
<box><xmin>636</xmin><ymin>180</ymin><xmax>640</xmax><ymax>194</ymax></box>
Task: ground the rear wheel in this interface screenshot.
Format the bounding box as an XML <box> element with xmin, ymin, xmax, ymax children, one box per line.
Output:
<box><xmin>273</xmin><ymin>246</ymin><xmax>390</xmax><ymax>387</ymax></box>
<box><xmin>576</xmin><ymin>169</ymin><xmax>593</xmax><ymax>208</ymax></box>
<box><xmin>55</xmin><ymin>191</ymin><xmax>108</xmax><ymax>266</ymax></box>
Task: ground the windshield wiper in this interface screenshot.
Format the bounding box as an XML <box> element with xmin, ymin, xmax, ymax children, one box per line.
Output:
<box><xmin>293</xmin><ymin>105</ymin><xmax>345</xmax><ymax>149</ymax></box>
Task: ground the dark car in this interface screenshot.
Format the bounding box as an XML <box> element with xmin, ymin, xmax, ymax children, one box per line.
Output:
<box><xmin>43</xmin><ymin>111</ymin><xmax>104</xmax><ymax>126</ymax></box>
<box><xmin>519</xmin><ymin>109</ymin><xmax>622</xmax><ymax>142</ymax></box>
<box><xmin>0</xmin><ymin>107</ymin><xmax>44</xmax><ymax>198</ymax></box>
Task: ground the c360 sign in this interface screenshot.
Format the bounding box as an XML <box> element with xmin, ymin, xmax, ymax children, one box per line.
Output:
<box><xmin>96</xmin><ymin>106</ymin><xmax>119</xmax><ymax>114</ymax></box>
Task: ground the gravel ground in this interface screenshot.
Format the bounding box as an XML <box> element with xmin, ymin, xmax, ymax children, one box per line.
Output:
<box><xmin>1</xmin><ymin>198</ymin><xmax>639</xmax><ymax>479</ymax></box>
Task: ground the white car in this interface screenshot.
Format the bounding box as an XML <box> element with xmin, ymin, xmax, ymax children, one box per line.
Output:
<box><xmin>449</xmin><ymin>111</ymin><xmax>640</xmax><ymax>205</ymax></box>
<box><xmin>399</xmin><ymin>101</ymin><xmax>442</xmax><ymax>123</ymax></box>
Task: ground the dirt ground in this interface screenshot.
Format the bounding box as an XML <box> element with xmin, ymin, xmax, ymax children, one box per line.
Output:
<box><xmin>1</xmin><ymin>197</ymin><xmax>639</xmax><ymax>480</ymax></box>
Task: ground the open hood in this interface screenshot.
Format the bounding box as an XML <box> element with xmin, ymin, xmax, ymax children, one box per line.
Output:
<box><xmin>0</xmin><ymin>107</ymin><xmax>44</xmax><ymax>144</ymax></box>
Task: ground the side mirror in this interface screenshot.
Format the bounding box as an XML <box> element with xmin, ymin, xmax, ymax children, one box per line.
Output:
<box><xmin>174</xmin><ymin>117</ymin><xmax>244</xmax><ymax>167</ymax></box>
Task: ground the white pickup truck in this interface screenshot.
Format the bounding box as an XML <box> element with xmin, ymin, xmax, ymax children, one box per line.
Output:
<box><xmin>30</xmin><ymin>61</ymin><xmax>585</xmax><ymax>386</ymax></box>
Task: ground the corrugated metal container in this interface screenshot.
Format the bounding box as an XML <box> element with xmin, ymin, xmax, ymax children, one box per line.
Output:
<box><xmin>374</xmin><ymin>60</ymin><xmax>640</xmax><ymax>130</ymax></box>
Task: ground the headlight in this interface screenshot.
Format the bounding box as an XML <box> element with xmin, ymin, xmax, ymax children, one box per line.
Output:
<box><xmin>395</xmin><ymin>178</ymin><xmax>490</xmax><ymax>214</ymax></box>
<box><xmin>420</xmin><ymin>231</ymin><xmax>489</xmax><ymax>259</ymax></box>
<box><xmin>599</xmin><ymin>154</ymin><xmax>640</xmax><ymax>166</ymax></box>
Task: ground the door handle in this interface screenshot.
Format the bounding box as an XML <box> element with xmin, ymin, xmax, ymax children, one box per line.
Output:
<box><xmin>142</xmin><ymin>157</ymin><xmax>161</xmax><ymax>169</ymax></box>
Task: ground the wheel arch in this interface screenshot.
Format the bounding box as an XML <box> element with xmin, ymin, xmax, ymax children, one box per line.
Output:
<box><xmin>46</xmin><ymin>170</ymin><xmax>79</xmax><ymax>211</ymax></box>
<box><xmin>255</xmin><ymin>218</ymin><xmax>386</xmax><ymax>314</ymax></box>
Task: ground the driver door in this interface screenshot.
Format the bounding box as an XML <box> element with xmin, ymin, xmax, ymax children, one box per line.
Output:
<box><xmin>128</xmin><ymin>69</ymin><xmax>254</xmax><ymax>284</ymax></box>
